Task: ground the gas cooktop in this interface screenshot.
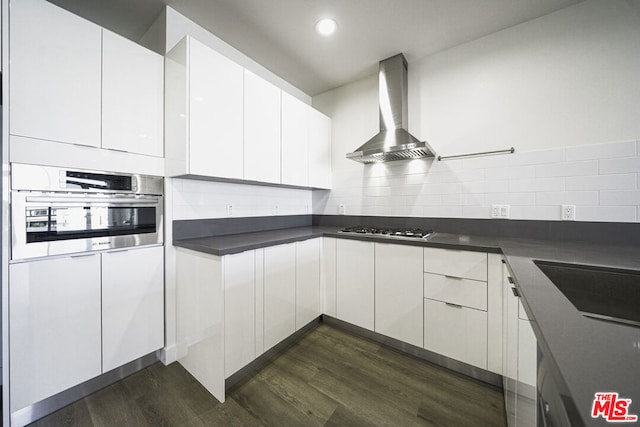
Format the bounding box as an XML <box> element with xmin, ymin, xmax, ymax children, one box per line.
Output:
<box><xmin>339</xmin><ymin>226</ymin><xmax>433</xmax><ymax>240</ymax></box>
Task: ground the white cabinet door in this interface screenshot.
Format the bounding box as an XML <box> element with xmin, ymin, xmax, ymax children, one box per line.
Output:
<box><xmin>321</xmin><ymin>237</ymin><xmax>337</xmax><ymax>317</ymax></box>
<box><xmin>295</xmin><ymin>238</ymin><xmax>320</xmax><ymax>329</ymax></box>
<box><xmin>102</xmin><ymin>30</ymin><xmax>164</xmax><ymax>157</ymax></box>
<box><xmin>517</xmin><ymin>318</ymin><xmax>538</xmax><ymax>426</ymax></box>
<box><xmin>10</xmin><ymin>0</ymin><xmax>102</xmax><ymax>147</ymax></box>
<box><xmin>281</xmin><ymin>92</ymin><xmax>309</xmax><ymax>186</ymax></box>
<box><xmin>244</xmin><ymin>70</ymin><xmax>281</xmax><ymax>184</ymax></box>
<box><xmin>336</xmin><ymin>239</ymin><xmax>375</xmax><ymax>331</ymax></box>
<box><xmin>9</xmin><ymin>254</ymin><xmax>102</xmax><ymax>412</ymax></box>
<box><xmin>175</xmin><ymin>249</ymin><xmax>225</xmax><ymax>402</ymax></box>
<box><xmin>503</xmin><ymin>263</ymin><xmax>519</xmax><ymax>426</ymax></box>
<box><xmin>308</xmin><ymin>108</ymin><xmax>331</xmax><ymax>189</ymax></box>
<box><xmin>424</xmin><ymin>299</ymin><xmax>487</xmax><ymax>369</ymax></box>
<box><xmin>423</xmin><ymin>248</ymin><xmax>487</xmax><ymax>281</ymax></box>
<box><xmin>224</xmin><ymin>250</ymin><xmax>256</xmax><ymax>377</ymax></box>
<box><xmin>165</xmin><ymin>37</ymin><xmax>244</xmax><ymax>179</ymax></box>
<box><xmin>263</xmin><ymin>243</ymin><xmax>296</xmax><ymax>350</ymax></box>
<box><xmin>375</xmin><ymin>243</ymin><xmax>423</xmax><ymax>347</ymax></box>
<box><xmin>189</xmin><ymin>38</ymin><xmax>244</xmax><ymax>179</ymax></box>
<box><xmin>102</xmin><ymin>247</ymin><xmax>164</xmax><ymax>372</ymax></box>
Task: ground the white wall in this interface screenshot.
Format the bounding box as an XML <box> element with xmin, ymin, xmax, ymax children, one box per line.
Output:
<box><xmin>313</xmin><ymin>0</ymin><xmax>640</xmax><ymax>223</ymax></box>
<box><xmin>410</xmin><ymin>0</ymin><xmax>640</xmax><ymax>156</ymax></box>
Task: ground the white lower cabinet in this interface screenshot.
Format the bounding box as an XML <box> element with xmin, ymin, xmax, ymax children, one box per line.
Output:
<box><xmin>176</xmin><ymin>249</ymin><xmax>225</xmax><ymax>402</ymax></box>
<box><xmin>422</xmin><ymin>247</ymin><xmax>492</xmax><ymax>370</ymax></box>
<box><xmin>224</xmin><ymin>250</ymin><xmax>256</xmax><ymax>378</ymax></box>
<box><xmin>503</xmin><ymin>260</ymin><xmax>538</xmax><ymax>427</ymax></box>
<box><xmin>9</xmin><ymin>254</ymin><xmax>102</xmax><ymax>412</ymax></box>
<box><xmin>336</xmin><ymin>239</ymin><xmax>374</xmax><ymax>331</ymax></box>
<box><xmin>102</xmin><ymin>246</ymin><xmax>164</xmax><ymax>372</ymax></box>
<box><xmin>295</xmin><ymin>238</ymin><xmax>321</xmax><ymax>330</ymax></box>
<box><xmin>263</xmin><ymin>243</ymin><xmax>296</xmax><ymax>351</ymax></box>
<box><xmin>424</xmin><ymin>299</ymin><xmax>488</xmax><ymax>369</ymax></box>
<box><xmin>375</xmin><ymin>243</ymin><xmax>423</xmax><ymax>347</ymax></box>
<box><xmin>10</xmin><ymin>246</ymin><xmax>165</xmax><ymax>413</ymax></box>
<box><xmin>321</xmin><ymin>237</ymin><xmax>337</xmax><ymax>317</ymax></box>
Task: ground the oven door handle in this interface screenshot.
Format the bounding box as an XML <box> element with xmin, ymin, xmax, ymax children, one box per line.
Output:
<box><xmin>25</xmin><ymin>196</ymin><xmax>160</xmax><ymax>204</ymax></box>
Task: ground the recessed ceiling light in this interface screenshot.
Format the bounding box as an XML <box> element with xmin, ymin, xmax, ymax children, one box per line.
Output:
<box><xmin>315</xmin><ymin>18</ymin><xmax>337</xmax><ymax>36</ymax></box>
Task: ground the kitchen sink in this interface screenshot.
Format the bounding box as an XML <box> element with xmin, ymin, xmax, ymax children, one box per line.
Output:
<box><xmin>534</xmin><ymin>260</ymin><xmax>640</xmax><ymax>327</ymax></box>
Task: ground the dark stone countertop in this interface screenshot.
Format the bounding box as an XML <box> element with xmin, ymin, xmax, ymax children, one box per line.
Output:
<box><xmin>496</xmin><ymin>238</ymin><xmax>640</xmax><ymax>426</ymax></box>
<box><xmin>173</xmin><ymin>227</ymin><xmax>640</xmax><ymax>425</ymax></box>
<box><xmin>173</xmin><ymin>227</ymin><xmax>503</xmax><ymax>256</ymax></box>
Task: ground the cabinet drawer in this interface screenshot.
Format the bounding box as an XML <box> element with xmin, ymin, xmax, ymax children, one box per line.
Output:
<box><xmin>423</xmin><ymin>247</ymin><xmax>487</xmax><ymax>281</ymax></box>
<box><xmin>423</xmin><ymin>273</ymin><xmax>487</xmax><ymax>311</ymax></box>
<box><xmin>424</xmin><ymin>299</ymin><xmax>487</xmax><ymax>369</ymax></box>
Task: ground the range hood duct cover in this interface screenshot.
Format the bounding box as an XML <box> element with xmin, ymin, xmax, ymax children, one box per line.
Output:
<box><xmin>346</xmin><ymin>53</ymin><xmax>436</xmax><ymax>163</ymax></box>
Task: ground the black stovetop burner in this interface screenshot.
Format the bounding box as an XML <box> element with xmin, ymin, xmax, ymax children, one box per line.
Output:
<box><xmin>340</xmin><ymin>226</ymin><xmax>433</xmax><ymax>239</ymax></box>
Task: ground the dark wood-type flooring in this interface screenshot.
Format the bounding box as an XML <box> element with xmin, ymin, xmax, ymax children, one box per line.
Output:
<box><xmin>29</xmin><ymin>323</ymin><xmax>506</xmax><ymax>426</ymax></box>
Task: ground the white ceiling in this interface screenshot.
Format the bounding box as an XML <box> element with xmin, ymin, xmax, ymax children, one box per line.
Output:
<box><xmin>49</xmin><ymin>0</ymin><xmax>585</xmax><ymax>96</ymax></box>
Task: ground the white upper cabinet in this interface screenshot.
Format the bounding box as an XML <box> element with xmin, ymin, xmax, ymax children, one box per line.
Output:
<box><xmin>165</xmin><ymin>37</ymin><xmax>244</xmax><ymax>178</ymax></box>
<box><xmin>102</xmin><ymin>30</ymin><xmax>164</xmax><ymax>157</ymax></box>
<box><xmin>281</xmin><ymin>92</ymin><xmax>309</xmax><ymax>187</ymax></box>
<box><xmin>10</xmin><ymin>0</ymin><xmax>102</xmax><ymax>147</ymax></box>
<box><xmin>244</xmin><ymin>70</ymin><xmax>281</xmax><ymax>184</ymax></box>
<box><xmin>190</xmin><ymin>39</ymin><xmax>244</xmax><ymax>179</ymax></box>
<box><xmin>308</xmin><ymin>108</ymin><xmax>332</xmax><ymax>189</ymax></box>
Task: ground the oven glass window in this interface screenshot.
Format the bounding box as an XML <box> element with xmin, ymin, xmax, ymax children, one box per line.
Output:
<box><xmin>26</xmin><ymin>206</ymin><xmax>156</xmax><ymax>243</ymax></box>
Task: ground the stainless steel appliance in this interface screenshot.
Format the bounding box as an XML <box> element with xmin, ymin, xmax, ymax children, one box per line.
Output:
<box><xmin>340</xmin><ymin>226</ymin><xmax>433</xmax><ymax>240</ymax></box>
<box><xmin>346</xmin><ymin>53</ymin><xmax>436</xmax><ymax>163</ymax></box>
<box><xmin>11</xmin><ymin>164</ymin><xmax>163</xmax><ymax>260</ymax></box>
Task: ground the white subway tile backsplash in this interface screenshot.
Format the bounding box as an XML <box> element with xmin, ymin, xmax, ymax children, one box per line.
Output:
<box><xmin>413</xmin><ymin>194</ymin><xmax>444</xmax><ymax>206</ymax></box>
<box><xmin>535</xmin><ymin>160</ymin><xmax>598</xmax><ymax>178</ymax></box>
<box><xmin>576</xmin><ymin>206</ymin><xmax>637</xmax><ymax>222</ymax></box>
<box><xmin>461</xmin><ymin>181</ymin><xmax>509</xmax><ymax>194</ymax></box>
<box><xmin>483</xmin><ymin>192</ymin><xmax>536</xmax><ymax>205</ymax></box>
<box><xmin>535</xmin><ymin>191</ymin><xmax>599</xmax><ymax>206</ymax></box>
<box><xmin>258</xmin><ymin>139</ymin><xmax>640</xmax><ymax>223</ymax></box>
<box><xmin>419</xmin><ymin>182</ymin><xmax>462</xmax><ymax>195</ymax></box>
<box><xmin>599</xmin><ymin>157</ymin><xmax>640</xmax><ymax>174</ymax></box>
<box><xmin>485</xmin><ymin>165</ymin><xmax>535</xmax><ymax>181</ymax></box>
<box><xmin>565</xmin><ymin>174</ymin><xmax>636</xmax><ymax>191</ymax></box>
<box><xmin>599</xmin><ymin>190</ymin><xmax>640</xmax><ymax>206</ymax></box>
<box><xmin>509</xmin><ymin>206</ymin><xmax>559</xmax><ymax>220</ymax></box>
<box><xmin>565</xmin><ymin>140</ymin><xmax>636</xmax><ymax>161</ymax></box>
<box><xmin>172</xmin><ymin>179</ymin><xmax>312</xmax><ymax>221</ymax></box>
<box><xmin>423</xmin><ymin>206</ymin><xmax>463</xmax><ymax>217</ymax></box>
<box><xmin>462</xmin><ymin>206</ymin><xmax>491</xmax><ymax>219</ymax></box>
<box><xmin>508</xmin><ymin>177</ymin><xmax>564</xmax><ymax>193</ymax></box>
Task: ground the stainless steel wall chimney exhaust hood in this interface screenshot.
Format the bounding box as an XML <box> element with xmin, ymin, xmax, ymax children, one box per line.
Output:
<box><xmin>346</xmin><ymin>53</ymin><xmax>436</xmax><ymax>164</ymax></box>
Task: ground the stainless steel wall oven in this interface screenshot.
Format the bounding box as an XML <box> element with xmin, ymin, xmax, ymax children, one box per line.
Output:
<box><xmin>11</xmin><ymin>164</ymin><xmax>163</xmax><ymax>260</ymax></box>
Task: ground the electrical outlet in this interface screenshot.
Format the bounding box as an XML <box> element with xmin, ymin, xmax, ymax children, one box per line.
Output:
<box><xmin>491</xmin><ymin>204</ymin><xmax>510</xmax><ymax>219</ymax></box>
<box><xmin>562</xmin><ymin>204</ymin><xmax>576</xmax><ymax>221</ymax></box>
<box><xmin>226</xmin><ymin>204</ymin><xmax>233</xmax><ymax>217</ymax></box>
<box><xmin>338</xmin><ymin>204</ymin><xmax>346</xmax><ymax>215</ymax></box>
<box><xmin>275</xmin><ymin>205</ymin><xmax>279</xmax><ymax>215</ymax></box>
